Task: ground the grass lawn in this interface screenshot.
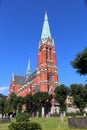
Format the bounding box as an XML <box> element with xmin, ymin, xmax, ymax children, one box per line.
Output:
<box><xmin>0</xmin><ymin>117</ymin><xmax>87</xmax><ymax>130</ymax></box>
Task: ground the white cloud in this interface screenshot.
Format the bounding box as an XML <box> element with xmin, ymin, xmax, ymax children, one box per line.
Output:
<box><xmin>0</xmin><ymin>86</ymin><xmax>9</xmax><ymax>94</ymax></box>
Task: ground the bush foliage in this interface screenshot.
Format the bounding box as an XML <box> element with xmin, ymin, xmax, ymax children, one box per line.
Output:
<box><xmin>9</xmin><ymin>122</ymin><xmax>42</xmax><ymax>130</ymax></box>
<box><xmin>16</xmin><ymin>112</ymin><xmax>29</xmax><ymax>122</ymax></box>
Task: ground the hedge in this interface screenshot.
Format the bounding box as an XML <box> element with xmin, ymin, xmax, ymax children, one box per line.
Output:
<box><xmin>9</xmin><ymin>122</ymin><xmax>42</xmax><ymax>130</ymax></box>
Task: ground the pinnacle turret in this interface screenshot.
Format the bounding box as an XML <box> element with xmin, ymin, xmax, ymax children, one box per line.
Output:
<box><xmin>26</xmin><ymin>60</ymin><xmax>31</xmax><ymax>81</ymax></box>
<box><xmin>12</xmin><ymin>73</ymin><xmax>15</xmax><ymax>81</ymax></box>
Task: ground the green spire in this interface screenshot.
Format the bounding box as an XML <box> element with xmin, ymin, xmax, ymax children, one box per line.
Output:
<box><xmin>41</xmin><ymin>11</ymin><xmax>51</xmax><ymax>40</ymax></box>
<box><xmin>26</xmin><ymin>60</ymin><xmax>31</xmax><ymax>80</ymax></box>
<box><xmin>12</xmin><ymin>73</ymin><xmax>15</xmax><ymax>81</ymax></box>
<box><xmin>39</xmin><ymin>11</ymin><xmax>55</xmax><ymax>48</ymax></box>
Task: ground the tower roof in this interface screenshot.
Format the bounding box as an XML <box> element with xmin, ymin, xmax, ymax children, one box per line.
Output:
<box><xmin>39</xmin><ymin>12</ymin><xmax>55</xmax><ymax>48</ymax></box>
<box><xmin>41</xmin><ymin>11</ymin><xmax>51</xmax><ymax>40</ymax></box>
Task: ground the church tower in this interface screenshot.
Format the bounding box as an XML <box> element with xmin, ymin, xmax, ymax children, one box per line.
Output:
<box><xmin>8</xmin><ymin>11</ymin><xmax>58</xmax><ymax>97</ymax></box>
<box><xmin>36</xmin><ymin>12</ymin><xmax>58</xmax><ymax>94</ymax></box>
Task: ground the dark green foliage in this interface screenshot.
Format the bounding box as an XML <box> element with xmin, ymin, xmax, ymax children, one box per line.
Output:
<box><xmin>71</xmin><ymin>47</ymin><xmax>87</xmax><ymax>75</ymax></box>
<box><xmin>70</xmin><ymin>84</ymin><xmax>87</xmax><ymax>112</ymax></box>
<box><xmin>0</xmin><ymin>98</ymin><xmax>7</xmax><ymax>119</ymax></box>
<box><xmin>84</xmin><ymin>84</ymin><xmax>87</xmax><ymax>102</ymax></box>
<box><xmin>17</xmin><ymin>96</ymin><xmax>24</xmax><ymax>113</ymax></box>
<box><xmin>54</xmin><ymin>84</ymin><xmax>69</xmax><ymax>112</ymax></box>
<box><xmin>66</xmin><ymin>112</ymin><xmax>84</xmax><ymax>117</ymax></box>
<box><xmin>66</xmin><ymin>112</ymin><xmax>76</xmax><ymax>117</ymax></box>
<box><xmin>9</xmin><ymin>122</ymin><xmax>42</xmax><ymax>130</ymax></box>
<box><xmin>33</xmin><ymin>92</ymin><xmax>50</xmax><ymax>116</ymax></box>
<box><xmin>7</xmin><ymin>93</ymin><xmax>25</xmax><ymax>116</ymax></box>
<box><xmin>29</xmin><ymin>122</ymin><xmax>42</xmax><ymax>130</ymax></box>
<box><xmin>24</xmin><ymin>94</ymin><xmax>33</xmax><ymax>114</ymax></box>
<box><xmin>8</xmin><ymin>92</ymin><xmax>18</xmax><ymax>114</ymax></box>
<box><xmin>44</xmin><ymin>100</ymin><xmax>52</xmax><ymax>114</ymax></box>
<box><xmin>16</xmin><ymin>112</ymin><xmax>29</xmax><ymax>122</ymax></box>
<box><xmin>33</xmin><ymin>92</ymin><xmax>49</xmax><ymax>103</ymax></box>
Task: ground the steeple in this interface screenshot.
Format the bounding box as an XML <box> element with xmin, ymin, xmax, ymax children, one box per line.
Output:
<box><xmin>39</xmin><ymin>11</ymin><xmax>54</xmax><ymax>48</ymax></box>
<box><xmin>41</xmin><ymin>11</ymin><xmax>51</xmax><ymax>40</ymax></box>
<box><xmin>26</xmin><ymin>60</ymin><xmax>31</xmax><ymax>81</ymax></box>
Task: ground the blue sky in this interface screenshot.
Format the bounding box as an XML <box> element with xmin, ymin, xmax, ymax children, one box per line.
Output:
<box><xmin>0</xmin><ymin>0</ymin><xmax>87</xmax><ymax>95</ymax></box>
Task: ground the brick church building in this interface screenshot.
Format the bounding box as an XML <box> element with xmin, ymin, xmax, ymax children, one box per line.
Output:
<box><xmin>8</xmin><ymin>12</ymin><xmax>58</xmax><ymax>97</ymax></box>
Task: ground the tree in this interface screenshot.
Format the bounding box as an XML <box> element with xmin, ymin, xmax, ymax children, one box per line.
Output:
<box><xmin>84</xmin><ymin>84</ymin><xmax>87</xmax><ymax>103</ymax></box>
<box><xmin>17</xmin><ymin>96</ymin><xmax>24</xmax><ymax>113</ymax></box>
<box><xmin>24</xmin><ymin>94</ymin><xmax>33</xmax><ymax>115</ymax></box>
<box><xmin>33</xmin><ymin>92</ymin><xmax>49</xmax><ymax>108</ymax></box>
<box><xmin>70</xmin><ymin>84</ymin><xmax>87</xmax><ymax>112</ymax></box>
<box><xmin>71</xmin><ymin>47</ymin><xmax>87</xmax><ymax>75</ymax></box>
<box><xmin>8</xmin><ymin>92</ymin><xmax>18</xmax><ymax>116</ymax></box>
<box><xmin>33</xmin><ymin>92</ymin><xmax>50</xmax><ymax>116</ymax></box>
<box><xmin>54</xmin><ymin>84</ymin><xmax>69</xmax><ymax>113</ymax></box>
<box><xmin>0</xmin><ymin>98</ymin><xmax>7</xmax><ymax>119</ymax></box>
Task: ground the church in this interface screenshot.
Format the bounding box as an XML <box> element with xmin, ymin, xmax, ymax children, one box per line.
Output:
<box><xmin>8</xmin><ymin>12</ymin><xmax>58</xmax><ymax>97</ymax></box>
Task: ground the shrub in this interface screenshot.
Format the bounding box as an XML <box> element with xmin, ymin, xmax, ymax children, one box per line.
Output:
<box><xmin>9</xmin><ymin>122</ymin><xmax>42</xmax><ymax>130</ymax></box>
<box><xmin>66</xmin><ymin>111</ymin><xmax>84</xmax><ymax>117</ymax></box>
<box><xmin>66</xmin><ymin>112</ymin><xmax>76</xmax><ymax>117</ymax></box>
<box><xmin>16</xmin><ymin>112</ymin><xmax>29</xmax><ymax>122</ymax></box>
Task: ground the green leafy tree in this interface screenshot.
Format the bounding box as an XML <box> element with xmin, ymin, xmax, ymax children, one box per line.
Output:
<box><xmin>33</xmin><ymin>92</ymin><xmax>49</xmax><ymax>107</ymax></box>
<box><xmin>33</xmin><ymin>92</ymin><xmax>49</xmax><ymax>116</ymax></box>
<box><xmin>84</xmin><ymin>84</ymin><xmax>87</xmax><ymax>103</ymax></box>
<box><xmin>70</xmin><ymin>84</ymin><xmax>87</xmax><ymax>112</ymax></box>
<box><xmin>8</xmin><ymin>92</ymin><xmax>18</xmax><ymax>115</ymax></box>
<box><xmin>0</xmin><ymin>98</ymin><xmax>7</xmax><ymax>119</ymax></box>
<box><xmin>17</xmin><ymin>96</ymin><xmax>24</xmax><ymax>113</ymax></box>
<box><xmin>71</xmin><ymin>47</ymin><xmax>87</xmax><ymax>75</ymax></box>
<box><xmin>24</xmin><ymin>94</ymin><xmax>33</xmax><ymax>115</ymax></box>
<box><xmin>54</xmin><ymin>84</ymin><xmax>69</xmax><ymax>113</ymax></box>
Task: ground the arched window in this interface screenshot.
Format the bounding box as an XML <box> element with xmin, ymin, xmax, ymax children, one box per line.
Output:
<box><xmin>48</xmin><ymin>76</ymin><xmax>51</xmax><ymax>82</ymax></box>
